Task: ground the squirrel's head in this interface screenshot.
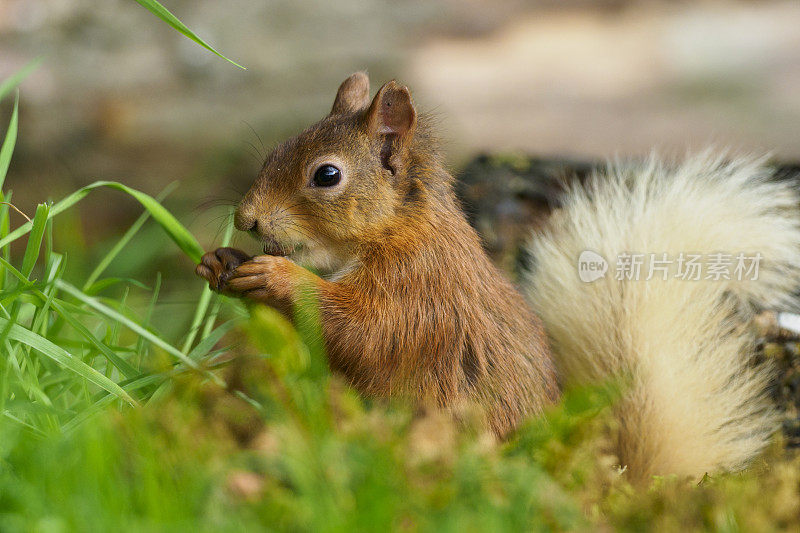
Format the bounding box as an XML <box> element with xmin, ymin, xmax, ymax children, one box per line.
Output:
<box><xmin>234</xmin><ymin>72</ymin><xmax>437</xmax><ymax>268</ymax></box>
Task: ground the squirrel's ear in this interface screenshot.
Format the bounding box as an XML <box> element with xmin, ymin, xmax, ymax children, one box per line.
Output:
<box><xmin>331</xmin><ymin>72</ymin><xmax>371</xmax><ymax>115</ymax></box>
<box><xmin>365</xmin><ymin>80</ymin><xmax>417</xmax><ymax>173</ymax></box>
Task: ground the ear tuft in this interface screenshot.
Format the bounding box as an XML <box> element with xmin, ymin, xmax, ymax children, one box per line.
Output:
<box><xmin>331</xmin><ymin>71</ymin><xmax>371</xmax><ymax>115</ymax></box>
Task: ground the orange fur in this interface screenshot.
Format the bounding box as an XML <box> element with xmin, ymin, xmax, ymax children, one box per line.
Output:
<box><xmin>196</xmin><ymin>73</ymin><xmax>559</xmax><ymax>435</ymax></box>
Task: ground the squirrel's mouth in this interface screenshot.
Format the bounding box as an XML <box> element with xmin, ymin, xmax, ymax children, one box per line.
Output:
<box><xmin>262</xmin><ymin>237</ymin><xmax>292</xmax><ymax>257</ymax></box>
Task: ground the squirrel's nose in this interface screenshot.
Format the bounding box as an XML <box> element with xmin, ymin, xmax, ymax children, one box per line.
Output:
<box><xmin>233</xmin><ymin>207</ymin><xmax>257</xmax><ymax>232</ymax></box>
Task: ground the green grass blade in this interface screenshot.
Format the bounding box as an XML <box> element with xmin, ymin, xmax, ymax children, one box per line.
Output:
<box><xmin>2</xmin><ymin>411</ymin><xmax>47</xmax><ymax>438</ymax></box>
<box><xmin>49</xmin><ymin>299</ymin><xmax>139</xmax><ymax>379</ymax></box>
<box><xmin>200</xmin><ymin>297</ymin><xmax>222</xmax><ymax>340</ymax></box>
<box><xmin>0</xmin><ymin>92</ymin><xmax>19</xmax><ymax>191</ymax></box>
<box><xmin>63</xmin><ymin>370</ymin><xmax>173</xmax><ymax>434</ymax></box>
<box><xmin>181</xmin><ymin>209</ymin><xmax>233</xmax><ymax>352</ymax></box>
<box><xmin>0</xmin><ymin>181</ymin><xmax>205</xmax><ymax>262</ymax></box>
<box><xmin>135</xmin><ymin>272</ymin><xmax>161</xmax><ymax>362</ymax></box>
<box><xmin>2</xmin><ymin>338</ymin><xmax>53</xmax><ymax>409</ymax></box>
<box><xmin>0</xmin><ymin>254</ymin><xmax>35</xmax><ymax>287</ymax></box>
<box><xmin>84</xmin><ymin>277</ymin><xmax>150</xmax><ymax>295</ymax></box>
<box><xmin>107</xmin><ymin>286</ymin><xmax>131</xmax><ymax>351</ymax></box>
<box><xmin>0</xmin><ymin>186</ymin><xmax>95</xmax><ymax>250</ymax></box>
<box><xmin>0</xmin><ymin>205</ymin><xmax>37</xmax><ymax>377</ymax></box>
<box><xmin>133</xmin><ymin>0</ymin><xmax>245</xmax><ymax>69</ymax></box>
<box><xmin>83</xmin><ymin>212</ymin><xmax>150</xmax><ymax>288</ymax></box>
<box><xmin>0</xmin><ymin>191</ymin><xmax>11</xmax><ymax>290</ymax></box>
<box><xmin>181</xmin><ymin>287</ymin><xmax>212</xmax><ymax>353</ymax></box>
<box><xmin>44</xmin><ymin>209</ymin><xmax>53</xmax><ymax>267</ymax></box>
<box><xmin>30</xmin><ymin>253</ymin><xmax>63</xmax><ymax>336</ymax></box>
<box><xmin>21</xmin><ymin>203</ymin><xmax>49</xmax><ymax>278</ymax></box>
<box><xmin>60</xmin><ymin>394</ymin><xmax>122</xmax><ymax>435</ymax></box>
<box><xmin>0</xmin><ymin>58</ymin><xmax>42</xmax><ymax>104</ymax></box>
<box><xmin>107</xmin><ymin>182</ymin><xmax>205</xmax><ymax>262</ymax></box>
<box><xmin>0</xmin><ymin>316</ymin><xmax>136</xmax><ymax>406</ymax></box>
<box><xmin>0</xmin><ymin>336</ymin><xmax>8</xmax><ymax>415</ymax></box>
<box><xmin>55</xmin><ymin>280</ymin><xmax>223</xmax><ymax>386</ymax></box>
<box><xmin>187</xmin><ymin>319</ymin><xmax>237</xmax><ymax>360</ymax></box>
<box><xmin>83</xmin><ymin>183</ymin><xmax>176</xmax><ymax>290</ymax></box>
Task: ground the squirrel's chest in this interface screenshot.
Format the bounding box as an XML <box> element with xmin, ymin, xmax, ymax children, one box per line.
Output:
<box><xmin>326</xmin><ymin>257</ymin><xmax>361</xmax><ymax>283</ymax></box>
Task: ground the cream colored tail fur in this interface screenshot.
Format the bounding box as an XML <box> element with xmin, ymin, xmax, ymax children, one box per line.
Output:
<box><xmin>524</xmin><ymin>153</ymin><xmax>800</xmax><ymax>481</ymax></box>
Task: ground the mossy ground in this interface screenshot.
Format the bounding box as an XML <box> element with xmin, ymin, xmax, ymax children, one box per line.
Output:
<box><xmin>3</xmin><ymin>305</ymin><xmax>798</xmax><ymax>531</ymax></box>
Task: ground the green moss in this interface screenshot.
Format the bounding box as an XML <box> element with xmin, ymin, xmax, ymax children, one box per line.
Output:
<box><xmin>3</xmin><ymin>320</ymin><xmax>797</xmax><ymax>531</ymax></box>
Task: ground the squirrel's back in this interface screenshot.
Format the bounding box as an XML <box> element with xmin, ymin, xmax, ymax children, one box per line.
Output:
<box><xmin>524</xmin><ymin>153</ymin><xmax>800</xmax><ymax>481</ymax></box>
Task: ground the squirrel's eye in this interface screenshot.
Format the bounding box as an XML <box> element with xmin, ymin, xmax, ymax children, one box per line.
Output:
<box><xmin>313</xmin><ymin>165</ymin><xmax>341</xmax><ymax>187</ymax></box>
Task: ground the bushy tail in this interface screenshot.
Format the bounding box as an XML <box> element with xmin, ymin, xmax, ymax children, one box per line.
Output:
<box><xmin>524</xmin><ymin>152</ymin><xmax>800</xmax><ymax>481</ymax></box>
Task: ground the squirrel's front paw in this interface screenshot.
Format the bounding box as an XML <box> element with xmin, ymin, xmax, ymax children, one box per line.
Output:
<box><xmin>224</xmin><ymin>255</ymin><xmax>299</xmax><ymax>303</ymax></box>
<box><xmin>196</xmin><ymin>247</ymin><xmax>252</xmax><ymax>292</ymax></box>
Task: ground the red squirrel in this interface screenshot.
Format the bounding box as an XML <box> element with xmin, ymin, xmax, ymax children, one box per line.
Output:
<box><xmin>197</xmin><ymin>73</ymin><xmax>800</xmax><ymax>481</ymax></box>
<box><xmin>196</xmin><ymin>72</ymin><xmax>559</xmax><ymax>437</ymax></box>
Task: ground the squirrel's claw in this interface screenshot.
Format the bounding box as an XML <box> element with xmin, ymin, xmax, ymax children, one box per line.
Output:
<box><xmin>196</xmin><ymin>247</ymin><xmax>252</xmax><ymax>292</ymax></box>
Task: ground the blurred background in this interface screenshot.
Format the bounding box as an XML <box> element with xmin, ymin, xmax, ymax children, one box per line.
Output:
<box><xmin>0</xmin><ymin>0</ymin><xmax>798</xmax><ymax>325</ymax></box>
